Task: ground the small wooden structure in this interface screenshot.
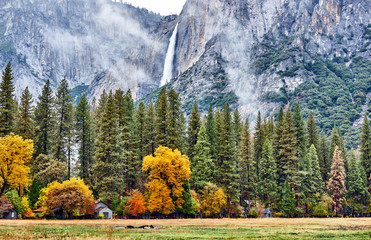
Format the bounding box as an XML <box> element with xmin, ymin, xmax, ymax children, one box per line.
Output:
<box><xmin>0</xmin><ymin>208</ymin><xmax>18</xmax><ymax>219</ymax></box>
<box><xmin>94</xmin><ymin>200</ymin><xmax>114</xmax><ymax>219</ymax></box>
<box><xmin>0</xmin><ymin>197</ymin><xmax>18</xmax><ymax>219</ymax></box>
<box><xmin>262</xmin><ymin>208</ymin><xmax>273</xmax><ymax>218</ymax></box>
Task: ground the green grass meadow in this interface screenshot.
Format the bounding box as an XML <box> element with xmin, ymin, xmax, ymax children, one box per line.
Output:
<box><xmin>0</xmin><ymin>218</ymin><xmax>370</xmax><ymax>239</ymax></box>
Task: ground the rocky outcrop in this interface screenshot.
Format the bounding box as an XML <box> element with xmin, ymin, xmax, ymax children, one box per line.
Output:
<box><xmin>166</xmin><ymin>0</ymin><xmax>370</xmax><ymax>117</ymax></box>
<box><xmin>0</xmin><ymin>0</ymin><xmax>369</xmax><ymax>120</ymax></box>
<box><xmin>0</xmin><ymin>0</ymin><xmax>173</xmax><ymax>100</ymax></box>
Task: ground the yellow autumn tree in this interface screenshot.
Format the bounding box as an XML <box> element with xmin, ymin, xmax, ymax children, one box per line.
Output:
<box><xmin>142</xmin><ymin>146</ymin><xmax>191</xmax><ymax>215</ymax></box>
<box><xmin>0</xmin><ymin>133</ymin><xmax>33</xmax><ymax>195</ymax></box>
<box><xmin>200</xmin><ymin>183</ymin><xmax>227</xmax><ymax>217</ymax></box>
<box><xmin>36</xmin><ymin>178</ymin><xmax>95</xmax><ymax>217</ymax></box>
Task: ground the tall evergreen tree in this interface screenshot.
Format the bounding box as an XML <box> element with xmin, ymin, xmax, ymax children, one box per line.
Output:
<box><xmin>308</xmin><ymin>144</ymin><xmax>324</xmax><ymax>194</ymax></box>
<box><xmin>145</xmin><ymin>103</ymin><xmax>157</xmax><ymax>156</ymax></box>
<box><xmin>135</xmin><ymin>102</ymin><xmax>147</xmax><ymax>192</ymax></box>
<box><xmin>75</xmin><ymin>94</ymin><xmax>95</xmax><ymax>185</ymax></box>
<box><xmin>360</xmin><ymin>114</ymin><xmax>371</xmax><ymax>185</ymax></box>
<box><xmin>0</xmin><ymin>62</ymin><xmax>16</xmax><ymax>136</ymax></box>
<box><xmin>330</xmin><ymin>127</ymin><xmax>348</xmax><ymax>171</ymax></box>
<box><xmin>259</xmin><ymin>138</ymin><xmax>277</xmax><ymax>206</ymax></box>
<box><xmin>93</xmin><ymin>91</ymin><xmax>123</xmax><ymax>200</ymax></box>
<box><xmin>337</xmin><ymin>127</ymin><xmax>348</xmax><ymax>169</ymax></box>
<box><xmin>135</xmin><ymin>102</ymin><xmax>146</xmax><ymax>162</ymax></box>
<box><xmin>273</xmin><ymin>107</ymin><xmax>285</xmax><ymax>186</ymax></box>
<box><xmin>54</xmin><ymin>77</ymin><xmax>74</xmax><ymax>178</ymax></box>
<box><xmin>115</xmin><ymin>89</ymin><xmax>138</xmax><ymax>193</ymax></box>
<box><xmin>167</xmin><ymin>89</ymin><xmax>183</xmax><ymax>150</ymax></box>
<box><xmin>253</xmin><ymin>111</ymin><xmax>264</xmax><ymax>180</ymax></box>
<box><xmin>279</xmin><ymin>109</ymin><xmax>299</xmax><ymax>193</ymax></box>
<box><xmin>240</xmin><ymin>118</ymin><xmax>256</xmax><ymax>211</ymax></box>
<box><xmin>17</xmin><ymin>87</ymin><xmax>34</xmax><ymax>140</ymax></box>
<box><xmin>218</xmin><ymin>104</ymin><xmax>239</xmax><ymax>217</ymax></box>
<box><xmin>347</xmin><ymin>150</ymin><xmax>368</xmax><ymax>210</ymax></box>
<box><xmin>281</xmin><ymin>181</ymin><xmax>295</xmax><ymax>217</ymax></box>
<box><xmin>214</xmin><ymin>108</ymin><xmax>223</xmax><ymax>183</ymax></box>
<box><xmin>187</xmin><ymin>103</ymin><xmax>201</xmax><ymax>160</ymax></box>
<box><xmin>307</xmin><ymin>111</ymin><xmax>319</xmax><ymax>149</ymax></box>
<box><xmin>327</xmin><ymin>146</ymin><xmax>347</xmax><ymax>215</ymax></box>
<box><xmin>155</xmin><ymin>88</ymin><xmax>168</xmax><ymax>146</ymax></box>
<box><xmin>206</xmin><ymin>106</ymin><xmax>217</xmax><ymax>159</ymax></box>
<box><xmin>293</xmin><ymin>104</ymin><xmax>307</xmax><ymax>167</ymax></box>
<box><xmin>191</xmin><ymin>124</ymin><xmax>215</xmax><ymax>192</ymax></box>
<box><xmin>318</xmin><ymin>135</ymin><xmax>331</xmax><ymax>183</ymax></box>
<box><xmin>34</xmin><ymin>80</ymin><xmax>55</xmax><ymax>157</ymax></box>
<box><xmin>232</xmin><ymin>108</ymin><xmax>243</xmax><ymax>147</ymax></box>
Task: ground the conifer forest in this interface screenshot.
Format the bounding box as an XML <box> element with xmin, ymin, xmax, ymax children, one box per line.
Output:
<box><xmin>1</xmin><ymin>62</ymin><xmax>371</xmax><ymax>219</ymax></box>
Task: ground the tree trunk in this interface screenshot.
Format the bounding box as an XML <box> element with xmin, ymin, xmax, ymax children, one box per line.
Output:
<box><xmin>248</xmin><ymin>193</ymin><xmax>251</xmax><ymax>213</ymax></box>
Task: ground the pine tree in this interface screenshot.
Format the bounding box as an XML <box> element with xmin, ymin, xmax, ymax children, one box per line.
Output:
<box><xmin>34</xmin><ymin>80</ymin><xmax>55</xmax><ymax>157</ymax></box>
<box><xmin>93</xmin><ymin>91</ymin><xmax>123</xmax><ymax>200</ymax></box>
<box><xmin>187</xmin><ymin>103</ymin><xmax>201</xmax><ymax>160</ymax></box>
<box><xmin>279</xmin><ymin>109</ymin><xmax>299</xmax><ymax>193</ymax></box>
<box><xmin>214</xmin><ymin>108</ymin><xmax>223</xmax><ymax>183</ymax></box>
<box><xmin>180</xmin><ymin>181</ymin><xmax>196</xmax><ymax>215</ymax></box>
<box><xmin>218</xmin><ymin>104</ymin><xmax>239</xmax><ymax>217</ymax></box>
<box><xmin>360</xmin><ymin>114</ymin><xmax>371</xmax><ymax>184</ymax></box>
<box><xmin>135</xmin><ymin>102</ymin><xmax>147</xmax><ymax>192</ymax></box>
<box><xmin>167</xmin><ymin>89</ymin><xmax>183</xmax><ymax>150</ymax></box>
<box><xmin>115</xmin><ymin>89</ymin><xmax>138</xmax><ymax>193</ymax></box>
<box><xmin>54</xmin><ymin>77</ymin><xmax>74</xmax><ymax>178</ymax></box>
<box><xmin>191</xmin><ymin>124</ymin><xmax>215</xmax><ymax>192</ymax></box>
<box><xmin>75</xmin><ymin>94</ymin><xmax>95</xmax><ymax>185</ymax></box>
<box><xmin>281</xmin><ymin>181</ymin><xmax>295</xmax><ymax>217</ymax></box>
<box><xmin>337</xmin><ymin>127</ymin><xmax>348</xmax><ymax>169</ymax></box>
<box><xmin>293</xmin><ymin>104</ymin><xmax>307</xmax><ymax>167</ymax></box>
<box><xmin>259</xmin><ymin>138</ymin><xmax>277</xmax><ymax>206</ymax></box>
<box><xmin>327</xmin><ymin>146</ymin><xmax>347</xmax><ymax>215</ymax></box>
<box><xmin>299</xmin><ymin>156</ymin><xmax>313</xmax><ymax>215</ymax></box>
<box><xmin>0</xmin><ymin>62</ymin><xmax>16</xmax><ymax>136</ymax></box>
<box><xmin>308</xmin><ymin>145</ymin><xmax>324</xmax><ymax>194</ymax></box>
<box><xmin>347</xmin><ymin>150</ymin><xmax>368</xmax><ymax>211</ymax></box>
<box><xmin>319</xmin><ymin>135</ymin><xmax>331</xmax><ymax>183</ymax></box>
<box><xmin>273</xmin><ymin>107</ymin><xmax>285</xmax><ymax>186</ymax></box>
<box><xmin>307</xmin><ymin>112</ymin><xmax>319</xmax><ymax>150</ymax></box>
<box><xmin>145</xmin><ymin>103</ymin><xmax>157</xmax><ymax>156</ymax></box>
<box><xmin>206</xmin><ymin>106</ymin><xmax>217</xmax><ymax>159</ymax></box>
<box><xmin>155</xmin><ymin>88</ymin><xmax>168</xmax><ymax>146</ymax></box>
<box><xmin>253</xmin><ymin>111</ymin><xmax>264</xmax><ymax>180</ymax></box>
<box><xmin>330</xmin><ymin>127</ymin><xmax>348</xmax><ymax>171</ymax></box>
<box><xmin>135</xmin><ymin>102</ymin><xmax>146</xmax><ymax>162</ymax></box>
<box><xmin>17</xmin><ymin>87</ymin><xmax>34</xmax><ymax>140</ymax></box>
<box><xmin>240</xmin><ymin>118</ymin><xmax>256</xmax><ymax>211</ymax></box>
<box><xmin>232</xmin><ymin>108</ymin><xmax>243</xmax><ymax>147</ymax></box>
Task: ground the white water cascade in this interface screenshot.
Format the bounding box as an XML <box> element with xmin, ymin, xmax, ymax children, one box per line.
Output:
<box><xmin>160</xmin><ymin>23</ymin><xmax>179</xmax><ymax>86</ymax></box>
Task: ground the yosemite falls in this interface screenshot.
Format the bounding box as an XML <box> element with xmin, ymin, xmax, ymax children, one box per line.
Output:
<box><xmin>160</xmin><ymin>23</ymin><xmax>179</xmax><ymax>86</ymax></box>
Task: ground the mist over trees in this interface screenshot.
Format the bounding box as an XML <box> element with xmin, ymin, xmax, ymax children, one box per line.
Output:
<box><xmin>1</xmin><ymin>62</ymin><xmax>371</xmax><ymax>218</ymax></box>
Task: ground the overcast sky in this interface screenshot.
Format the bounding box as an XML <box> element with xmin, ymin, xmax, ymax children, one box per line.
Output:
<box><xmin>122</xmin><ymin>0</ymin><xmax>187</xmax><ymax>15</ymax></box>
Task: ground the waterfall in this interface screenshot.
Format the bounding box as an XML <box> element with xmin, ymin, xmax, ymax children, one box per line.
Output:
<box><xmin>160</xmin><ymin>23</ymin><xmax>179</xmax><ymax>86</ymax></box>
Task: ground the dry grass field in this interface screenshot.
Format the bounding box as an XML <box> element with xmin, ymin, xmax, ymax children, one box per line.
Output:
<box><xmin>0</xmin><ymin>218</ymin><xmax>370</xmax><ymax>239</ymax></box>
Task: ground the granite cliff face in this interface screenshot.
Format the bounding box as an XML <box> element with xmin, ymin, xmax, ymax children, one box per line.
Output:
<box><xmin>0</xmin><ymin>0</ymin><xmax>370</xmax><ymax>127</ymax></box>
<box><xmin>164</xmin><ymin>0</ymin><xmax>370</xmax><ymax>116</ymax></box>
<box><xmin>0</xmin><ymin>0</ymin><xmax>174</xmax><ymax>99</ymax></box>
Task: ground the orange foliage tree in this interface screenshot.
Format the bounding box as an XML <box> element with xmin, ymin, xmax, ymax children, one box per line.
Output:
<box><xmin>142</xmin><ymin>146</ymin><xmax>191</xmax><ymax>215</ymax></box>
<box><xmin>200</xmin><ymin>183</ymin><xmax>227</xmax><ymax>217</ymax></box>
<box><xmin>39</xmin><ymin>178</ymin><xmax>95</xmax><ymax>217</ymax></box>
<box><xmin>125</xmin><ymin>189</ymin><xmax>146</xmax><ymax>216</ymax></box>
<box><xmin>0</xmin><ymin>133</ymin><xmax>33</xmax><ymax>195</ymax></box>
